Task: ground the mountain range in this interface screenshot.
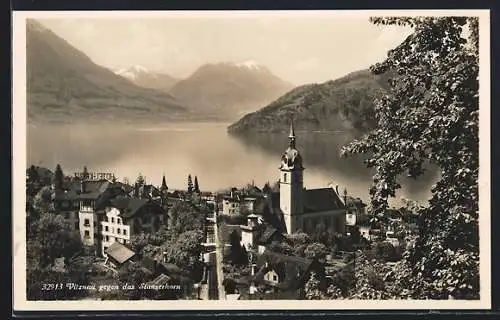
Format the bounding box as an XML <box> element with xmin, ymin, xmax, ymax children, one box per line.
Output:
<box><xmin>169</xmin><ymin>61</ymin><xmax>294</xmax><ymax>119</ymax></box>
<box><xmin>113</xmin><ymin>65</ymin><xmax>180</xmax><ymax>92</ymax></box>
<box><xmin>228</xmin><ymin>69</ymin><xmax>391</xmax><ymax>135</ymax></box>
<box><xmin>26</xmin><ymin>19</ymin><xmax>387</xmax><ymax>131</ymax></box>
<box><xmin>26</xmin><ymin>20</ymin><xmax>190</xmax><ymax>124</ymax></box>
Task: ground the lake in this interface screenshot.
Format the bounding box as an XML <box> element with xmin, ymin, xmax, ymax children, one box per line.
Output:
<box><xmin>27</xmin><ymin>122</ymin><xmax>437</xmax><ymax>206</ymax></box>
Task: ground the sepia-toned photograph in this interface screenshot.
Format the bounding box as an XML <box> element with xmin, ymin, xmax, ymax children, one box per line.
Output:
<box><xmin>12</xmin><ymin>9</ymin><xmax>490</xmax><ymax>311</ymax></box>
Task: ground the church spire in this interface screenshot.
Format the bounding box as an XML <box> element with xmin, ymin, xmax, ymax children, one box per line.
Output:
<box><xmin>288</xmin><ymin>120</ymin><xmax>296</xmax><ymax>148</ymax></box>
<box><xmin>161</xmin><ymin>173</ymin><xmax>168</xmax><ymax>192</ymax></box>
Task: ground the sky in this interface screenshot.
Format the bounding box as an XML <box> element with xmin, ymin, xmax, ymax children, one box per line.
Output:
<box><xmin>38</xmin><ymin>12</ymin><xmax>412</xmax><ymax>85</ymax></box>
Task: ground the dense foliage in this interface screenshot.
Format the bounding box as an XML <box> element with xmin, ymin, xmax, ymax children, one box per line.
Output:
<box><xmin>341</xmin><ymin>16</ymin><xmax>480</xmax><ymax>299</ymax></box>
<box><xmin>26</xmin><ymin>207</ymin><xmax>89</xmax><ymax>300</ymax></box>
<box><xmin>228</xmin><ymin>69</ymin><xmax>390</xmax><ymax>134</ymax></box>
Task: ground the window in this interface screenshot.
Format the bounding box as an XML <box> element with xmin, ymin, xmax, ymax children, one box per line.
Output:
<box><xmin>84</xmin><ymin>219</ymin><xmax>90</xmax><ymax>226</ymax></box>
<box><xmin>123</xmin><ymin>229</ymin><xmax>127</xmax><ymax>236</ymax></box>
<box><xmin>283</xmin><ymin>173</ymin><xmax>287</xmax><ymax>183</ymax></box>
<box><xmin>111</xmin><ymin>217</ymin><xmax>115</xmax><ymax>223</ymax></box>
<box><xmin>117</xmin><ymin>228</ymin><xmax>121</xmax><ymax>234</ymax></box>
<box><xmin>93</xmin><ymin>221</ymin><xmax>97</xmax><ymax>227</ymax></box>
<box><xmin>117</xmin><ymin>218</ymin><xmax>121</xmax><ymax>224</ymax></box>
<box><xmin>123</xmin><ymin>240</ymin><xmax>127</xmax><ymax>244</ymax></box>
<box><xmin>273</xmin><ymin>275</ymin><xmax>278</xmax><ymax>282</ymax></box>
<box><xmin>105</xmin><ymin>235</ymin><xmax>109</xmax><ymax>242</ymax></box>
<box><xmin>105</xmin><ymin>226</ymin><xmax>109</xmax><ymax>232</ymax></box>
<box><xmin>84</xmin><ymin>230</ymin><xmax>90</xmax><ymax>238</ymax></box>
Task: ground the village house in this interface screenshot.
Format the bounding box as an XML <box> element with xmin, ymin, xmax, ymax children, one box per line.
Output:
<box><xmin>51</xmin><ymin>177</ymin><xmax>127</xmax><ymax>247</ymax></box>
<box><xmin>221</xmin><ymin>188</ymin><xmax>260</xmax><ymax>216</ymax></box>
<box><xmin>50</xmin><ymin>170</ymin><xmax>169</xmax><ymax>257</ymax></box>
<box><xmin>100</xmin><ymin>196</ymin><xmax>168</xmax><ymax>257</ymax></box>
<box><xmin>250</xmin><ymin>251</ymin><xmax>321</xmax><ymax>299</ymax></box>
<box><xmin>104</xmin><ymin>241</ymin><xmax>137</xmax><ymax>269</ymax></box>
<box><xmin>240</xmin><ymin>214</ymin><xmax>284</xmax><ymax>254</ymax></box>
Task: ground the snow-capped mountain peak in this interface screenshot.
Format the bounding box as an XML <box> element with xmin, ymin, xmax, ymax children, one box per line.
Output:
<box><xmin>235</xmin><ymin>60</ymin><xmax>265</xmax><ymax>71</ymax></box>
<box><xmin>114</xmin><ymin>65</ymin><xmax>149</xmax><ymax>80</ymax></box>
<box><xmin>131</xmin><ymin>65</ymin><xmax>148</xmax><ymax>73</ymax></box>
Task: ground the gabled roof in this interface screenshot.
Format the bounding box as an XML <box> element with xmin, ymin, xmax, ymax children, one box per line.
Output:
<box><xmin>109</xmin><ymin>196</ymin><xmax>153</xmax><ymax>218</ymax></box>
<box><xmin>105</xmin><ymin>242</ymin><xmax>136</xmax><ymax>265</ymax></box>
<box><xmin>268</xmin><ymin>187</ymin><xmax>345</xmax><ymax>216</ymax></box>
<box><xmin>258</xmin><ymin>226</ymin><xmax>281</xmax><ymax>245</ymax></box>
<box><xmin>52</xmin><ymin>180</ymin><xmax>113</xmax><ymax>203</ymax></box>
<box><xmin>113</xmin><ymin>182</ymin><xmax>134</xmax><ymax>194</ymax></box>
<box><xmin>304</xmin><ymin>188</ymin><xmax>345</xmax><ymax>213</ymax></box>
<box><xmin>254</xmin><ymin>251</ymin><xmax>314</xmax><ymax>291</ymax></box>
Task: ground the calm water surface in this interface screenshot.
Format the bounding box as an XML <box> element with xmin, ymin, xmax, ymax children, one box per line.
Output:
<box><xmin>27</xmin><ymin>122</ymin><xmax>437</xmax><ymax>206</ymax></box>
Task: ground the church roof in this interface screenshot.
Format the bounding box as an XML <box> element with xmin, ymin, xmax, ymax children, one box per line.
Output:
<box><xmin>268</xmin><ymin>187</ymin><xmax>345</xmax><ymax>220</ymax></box>
<box><xmin>303</xmin><ymin>188</ymin><xmax>345</xmax><ymax>213</ymax></box>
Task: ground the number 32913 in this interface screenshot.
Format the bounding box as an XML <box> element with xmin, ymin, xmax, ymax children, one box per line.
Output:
<box><xmin>41</xmin><ymin>283</ymin><xmax>64</xmax><ymax>290</ymax></box>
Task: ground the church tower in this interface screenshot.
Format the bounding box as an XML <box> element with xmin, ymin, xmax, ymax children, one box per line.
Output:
<box><xmin>279</xmin><ymin>121</ymin><xmax>304</xmax><ymax>234</ymax></box>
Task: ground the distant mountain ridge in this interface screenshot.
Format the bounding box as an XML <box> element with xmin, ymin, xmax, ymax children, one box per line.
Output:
<box><xmin>228</xmin><ymin>69</ymin><xmax>391</xmax><ymax>134</ymax></box>
<box><xmin>114</xmin><ymin>65</ymin><xmax>180</xmax><ymax>92</ymax></box>
<box><xmin>169</xmin><ymin>61</ymin><xmax>294</xmax><ymax>120</ymax></box>
<box><xmin>26</xmin><ymin>20</ymin><xmax>190</xmax><ymax>124</ymax></box>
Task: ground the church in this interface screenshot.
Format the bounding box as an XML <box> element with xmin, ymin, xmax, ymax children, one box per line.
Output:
<box><xmin>266</xmin><ymin>122</ymin><xmax>347</xmax><ymax>235</ymax></box>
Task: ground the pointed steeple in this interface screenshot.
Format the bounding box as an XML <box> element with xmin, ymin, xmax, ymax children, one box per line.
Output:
<box><xmin>161</xmin><ymin>173</ymin><xmax>168</xmax><ymax>192</ymax></box>
<box><xmin>288</xmin><ymin>120</ymin><xmax>296</xmax><ymax>148</ymax></box>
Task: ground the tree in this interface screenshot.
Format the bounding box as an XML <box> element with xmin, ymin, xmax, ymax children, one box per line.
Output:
<box><xmin>187</xmin><ymin>175</ymin><xmax>194</xmax><ymax>193</ymax></box>
<box><xmin>135</xmin><ymin>173</ymin><xmax>145</xmax><ymax>187</ymax></box>
<box><xmin>304</xmin><ymin>243</ymin><xmax>329</xmax><ymax>262</ymax></box>
<box><xmin>194</xmin><ymin>176</ymin><xmax>200</xmax><ymax>193</ymax></box>
<box><xmin>288</xmin><ymin>231</ymin><xmax>313</xmax><ymax>257</ymax></box>
<box><xmin>116</xmin><ymin>262</ymin><xmax>154</xmax><ymax>300</ymax></box>
<box><xmin>227</xmin><ymin>231</ymin><xmax>247</xmax><ymax>265</ymax></box>
<box><xmin>53</xmin><ymin>164</ymin><xmax>64</xmax><ymax>190</ymax></box>
<box><xmin>27</xmin><ymin>165</ymin><xmax>39</xmax><ymax>183</ymax></box>
<box><xmin>304</xmin><ymin>271</ymin><xmax>327</xmax><ymax>300</ymax></box>
<box><xmin>162</xmin><ymin>230</ymin><xmax>203</xmax><ymax>271</ymax></box>
<box><xmin>262</xmin><ymin>182</ymin><xmax>271</xmax><ymax>194</ymax></box>
<box><xmin>169</xmin><ymin>201</ymin><xmax>204</xmax><ymax>235</ymax></box>
<box><xmin>27</xmin><ymin>212</ymin><xmax>83</xmax><ymax>269</ymax></box>
<box><xmin>341</xmin><ymin>17</ymin><xmax>479</xmax><ymax>299</ymax></box>
<box><xmin>82</xmin><ymin>166</ymin><xmax>89</xmax><ymax>180</ymax></box>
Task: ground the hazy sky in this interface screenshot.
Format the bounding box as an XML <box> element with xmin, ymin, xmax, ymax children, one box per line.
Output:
<box><xmin>38</xmin><ymin>13</ymin><xmax>412</xmax><ymax>85</ymax></box>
